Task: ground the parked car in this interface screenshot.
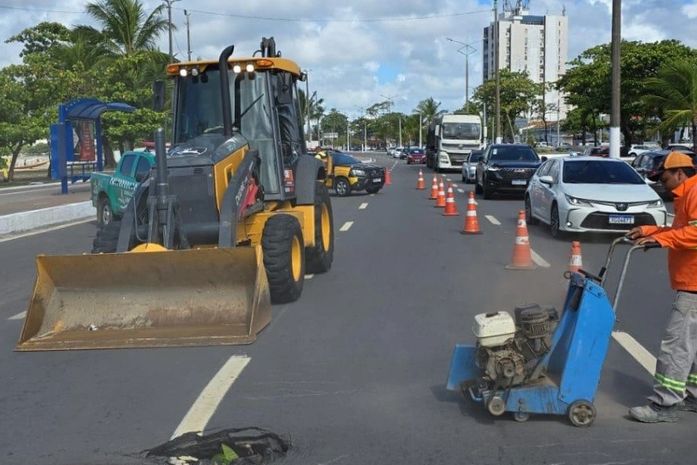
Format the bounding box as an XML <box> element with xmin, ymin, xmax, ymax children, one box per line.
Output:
<box><xmin>632</xmin><ymin>149</ymin><xmax>696</xmax><ymax>198</ymax></box>
<box><xmin>475</xmin><ymin>144</ymin><xmax>542</xmax><ymax>199</ymax></box>
<box><xmin>666</xmin><ymin>144</ymin><xmax>695</xmax><ymax>154</ymax></box>
<box><xmin>628</xmin><ymin>143</ymin><xmax>660</xmax><ymax>157</ymax></box>
<box><xmin>461</xmin><ymin>150</ymin><xmax>483</xmax><ymax>183</ymax></box>
<box><xmin>90</xmin><ymin>151</ymin><xmax>155</xmax><ymax>226</ymax></box>
<box><xmin>392</xmin><ymin>146</ymin><xmax>405</xmax><ymax>159</ymax></box>
<box><xmin>406</xmin><ymin>147</ymin><xmax>426</xmax><ymax>164</ymax></box>
<box><xmin>582</xmin><ymin>145</ymin><xmax>609</xmax><ymax>157</ymax></box>
<box><xmin>317</xmin><ymin>149</ymin><xmax>385</xmax><ymax>196</ymax></box>
<box><xmin>525</xmin><ymin>157</ymin><xmax>667</xmax><ymax>238</ymax></box>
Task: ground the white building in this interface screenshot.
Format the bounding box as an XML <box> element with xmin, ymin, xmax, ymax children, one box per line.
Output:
<box><xmin>483</xmin><ymin>4</ymin><xmax>569</xmax><ymax>121</ymax></box>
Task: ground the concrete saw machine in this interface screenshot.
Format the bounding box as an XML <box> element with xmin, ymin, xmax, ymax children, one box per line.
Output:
<box><xmin>446</xmin><ymin>237</ymin><xmax>659</xmax><ymax>426</ymax></box>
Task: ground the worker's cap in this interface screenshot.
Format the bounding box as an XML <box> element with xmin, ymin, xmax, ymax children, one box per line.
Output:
<box><xmin>648</xmin><ymin>151</ymin><xmax>695</xmax><ymax>181</ymax></box>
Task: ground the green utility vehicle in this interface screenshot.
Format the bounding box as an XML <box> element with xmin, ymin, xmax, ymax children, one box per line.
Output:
<box><xmin>90</xmin><ymin>151</ymin><xmax>155</xmax><ymax>226</ymax></box>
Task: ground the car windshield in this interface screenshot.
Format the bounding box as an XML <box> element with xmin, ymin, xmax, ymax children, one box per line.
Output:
<box><xmin>442</xmin><ymin>122</ymin><xmax>480</xmax><ymax>139</ymax></box>
<box><xmin>409</xmin><ymin>149</ymin><xmax>424</xmax><ymax>154</ymax></box>
<box><xmin>332</xmin><ymin>152</ymin><xmax>362</xmax><ymax>165</ymax></box>
<box><xmin>563</xmin><ymin>160</ymin><xmax>645</xmax><ymax>184</ymax></box>
<box><xmin>490</xmin><ymin>146</ymin><xmax>539</xmax><ymax>162</ymax></box>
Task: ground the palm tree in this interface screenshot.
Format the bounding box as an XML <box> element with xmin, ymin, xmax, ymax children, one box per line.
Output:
<box><xmin>415</xmin><ymin>97</ymin><xmax>446</xmax><ymax>126</ymax></box>
<box><xmin>644</xmin><ymin>60</ymin><xmax>697</xmax><ymax>152</ymax></box>
<box><xmin>79</xmin><ymin>0</ymin><xmax>169</xmax><ymax>57</ymax></box>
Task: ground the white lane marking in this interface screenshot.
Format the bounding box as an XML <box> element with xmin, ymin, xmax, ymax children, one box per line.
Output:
<box><xmin>452</xmin><ymin>184</ymin><xmax>458</xmax><ymax>188</ymax></box>
<box><xmin>171</xmin><ymin>355</ymin><xmax>250</xmax><ymax>439</ymax></box>
<box><xmin>530</xmin><ymin>249</ymin><xmax>551</xmax><ymax>268</ymax></box>
<box><xmin>0</xmin><ymin>218</ymin><xmax>93</xmax><ymax>243</ymax></box>
<box><xmin>390</xmin><ymin>161</ymin><xmax>398</xmax><ymax>170</ymax></box>
<box><xmin>305</xmin><ymin>274</ymin><xmax>314</xmax><ymax>280</ymax></box>
<box><xmin>369</xmin><ymin>194</ymin><xmax>375</xmax><ymax>197</ymax></box>
<box><xmin>339</xmin><ymin>221</ymin><xmax>353</xmax><ymax>232</ymax></box>
<box><xmin>8</xmin><ymin>311</ymin><xmax>26</xmax><ymax>321</ymax></box>
<box><xmin>358</xmin><ymin>203</ymin><xmax>368</xmax><ymax>210</ymax></box>
<box><xmin>457</xmin><ymin>188</ymin><xmax>465</xmax><ymax>194</ymax></box>
<box><xmin>485</xmin><ymin>215</ymin><xmax>501</xmax><ymax>225</ymax></box>
<box><xmin>612</xmin><ymin>331</ymin><xmax>656</xmax><ymax>375</ymax></box>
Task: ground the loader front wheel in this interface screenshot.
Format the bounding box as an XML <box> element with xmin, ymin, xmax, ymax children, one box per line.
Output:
<box><xmin>92</xmin><ymin>220</ymin><xmax>121</xmax><ymax>253</ymax></box>
<box><xmin>305</xmin><ymin>182</ymin><xmax>334</xmax><ymax>274</ymax></box>
<box><xmin>262</xmin><ymin>214</ymin><xmax>305</xmax><ymax>304</ymax></box>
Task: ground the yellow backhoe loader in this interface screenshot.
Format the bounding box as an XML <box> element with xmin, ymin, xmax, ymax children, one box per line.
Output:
<box><xmin>17</xmin><ymin>37</ymin><xmax>334</xmax><ymax>351</ymax></box>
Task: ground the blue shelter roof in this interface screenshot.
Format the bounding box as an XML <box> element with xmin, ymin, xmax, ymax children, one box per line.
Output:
<box><xmin>62</xmin><ymin>98</ymin><xmax>135</xmax><ymax>120</ymax></box>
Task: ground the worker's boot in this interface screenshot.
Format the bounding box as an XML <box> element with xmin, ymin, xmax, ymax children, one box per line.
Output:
<box><xmin>679</xmin><ymin>395</ymin><xmax>697</xmax><ymax>413</ymax></box>
<box><xmin>629</xmin><ymin>403</ymin><xmax>681</xmax><ymax>423</ymax></box>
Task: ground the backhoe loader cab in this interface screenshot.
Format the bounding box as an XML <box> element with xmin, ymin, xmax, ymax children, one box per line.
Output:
<box><xmin>17</xmin><ymin>37</ymin><xmax>334</xmax><ymax>351</ymax></box>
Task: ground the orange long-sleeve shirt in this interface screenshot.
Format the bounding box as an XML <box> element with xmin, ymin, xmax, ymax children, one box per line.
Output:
<box><xmin>640</xmin><ymin>175</ymin><xmax>697</xmax><ymax>291</ymax></box>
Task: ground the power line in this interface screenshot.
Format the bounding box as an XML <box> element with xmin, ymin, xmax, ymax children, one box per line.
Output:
<box><xmin>172</xmin><ymin>7</ymin><xmax>490</xmax><ymax>23</ymax></box>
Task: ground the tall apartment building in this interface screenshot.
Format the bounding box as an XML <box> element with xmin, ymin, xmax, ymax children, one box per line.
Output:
<box><xmin>483</xmin><ymin>5</ymin><xmax>569</xmax><ymax>121</ymax></box>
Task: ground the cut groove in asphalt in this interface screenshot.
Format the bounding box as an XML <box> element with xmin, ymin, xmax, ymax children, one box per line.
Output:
<box><xmin>530</xmin><ymin>249</ymin><xmax>551</xmax><ymax>268</ymax></box>
<box><xmin>339</xmin><ymin>221</ymin><xmax>353</xmax><ymax>232</ymax></box>
<box><xmin>612</xmin><ymin>331</ymin><xmax>657</xmax><ymax>375</ymax></box>
<box><xmin>8</xmin><ymin>311</ymin><xmax>26</xmax><ymax>321</ymax></box>
<box><xmin>359</xmin><ymin>203</ymin><xmax>368</xmax><ymax>210</ymax></box>
<box><xmin>485</xmin><ymin>215</ymin><xmax>501</xmax><ymax>225</ymax></box>
<box><xmin>171</xmin><ymin>355</ymin><xmax>251</xmax><ymax>439</ymax></box>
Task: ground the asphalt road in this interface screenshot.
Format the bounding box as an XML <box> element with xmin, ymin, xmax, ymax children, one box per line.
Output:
<box><xmin>0</xmin><ymin>153</ymin><xmax>692</xmax><ymax>465</ymax></box>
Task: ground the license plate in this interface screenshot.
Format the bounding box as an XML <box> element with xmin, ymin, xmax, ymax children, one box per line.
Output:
<box><xmin>372</xmin><ymin>178</ymin><xmax>381</xmax><ymax>183</ymax></box>
<box><xmin>608</xmin><ymin>215</ymin><xmax>634</xmax><ymax>225</ymax></box>
<box><xmin>511</xmin><ymin>179</ymin><xmax>527</xmax><ymax>186</ymax></box>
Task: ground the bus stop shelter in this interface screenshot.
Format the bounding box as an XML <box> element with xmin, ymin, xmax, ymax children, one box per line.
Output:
<box><xmin>50</xmin><ymin>98</ymin><xmax>134</xmax><ymax>194</ymax></box>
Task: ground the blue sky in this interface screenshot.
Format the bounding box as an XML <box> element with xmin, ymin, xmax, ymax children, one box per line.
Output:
<box><xmin>1</xmin><ymin>0</ymin><xmax>696</xmax><ymax>117</ymax></box>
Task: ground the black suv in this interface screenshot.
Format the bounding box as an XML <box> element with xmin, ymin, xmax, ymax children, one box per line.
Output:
<box><xmin>475</xmin><ymin>144</ymin><xmax>542</xmax><ymax>199</ymax></box>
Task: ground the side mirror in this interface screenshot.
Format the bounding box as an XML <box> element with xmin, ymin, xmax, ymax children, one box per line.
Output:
<box><xmin>152</xmin><ymin>80</ymin><xmax>165</xmax><ymax>112</ymax></box>
<box><xmin>135</xmin><ymin>171</ymin><xmax>149</xmax><ymax>183</ymax></box>
<box><xmin>540</xmin><ymin>156</ymin><xmax>548</xmax><ymax>162</ymax></box>
<box><xmin>539</xmin><ymin>175</ymin><xmax>554</xmax><ymax>185</ymax></box>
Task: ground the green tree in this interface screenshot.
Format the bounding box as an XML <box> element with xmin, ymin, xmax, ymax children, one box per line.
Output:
<box><xmin>79</xmin><ymin>0</ymin><xmax>169</xmax><ymax>57</ymax></box>
<box><xmin>558</xmin><ymin>40</ymin><xmax>697</xmax><ymax>145</ymax></box>
<box><xmin>644</xmin><ymin>59</ymin><xmax>697</xmax><ymax>152</ymax></box>
<box><xmin>5</xmin><ymin>22</ymin><xmax>71</xmax><ymax>58</ymax></box>
<box><xmin>320</xmin><ymin>109</ymin><xmax>348</xmax><ymax>146</ymax></box>
<box><xmin>415</xmin><ymin>97</ymin><xmax>446</xmax><ymax>126</ymax></box>
<box><xmin>473</xmin><ymin>70</ymin><xmax>538</xmax><ymax>142</ymax></box>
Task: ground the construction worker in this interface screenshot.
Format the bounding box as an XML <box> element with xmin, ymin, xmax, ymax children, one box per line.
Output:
<box><xmin>627</xmin><ymin>151</ymin><xmax>697</xmax><ymax>423</ymax></box>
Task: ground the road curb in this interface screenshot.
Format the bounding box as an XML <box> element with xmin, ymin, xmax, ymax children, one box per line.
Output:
<box><xmin>0</xmin><ymin>201</ymin><xmax>95</xmax><ymax>235</ymax></box>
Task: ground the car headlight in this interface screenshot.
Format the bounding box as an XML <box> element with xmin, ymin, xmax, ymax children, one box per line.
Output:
<box><xmin>647</xmin><ymin>199</ymin><xmax>663</xmax><ymax>208</ymax></box>
<box><xmin>565</xmin><ymin>194</ymin><xmax>593</xmax><ymax>206</ymax></box>
<box><xmin>351</xmin><ymin>169</ymin><xmax>365</xmax><ymax>176</ymax></box>
<box><xmin>439</xmin><ymin>152</ymin><xmax>449</xmax><ymax>162</ymax></box>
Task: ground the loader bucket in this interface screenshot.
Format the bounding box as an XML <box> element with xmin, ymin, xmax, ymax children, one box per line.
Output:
<box><xmin>16</xmin><ymin>246</ymin><xmax>271</xmax><ymax>351</ymax></box>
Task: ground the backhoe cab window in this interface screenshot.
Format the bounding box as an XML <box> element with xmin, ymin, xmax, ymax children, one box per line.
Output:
<box><xmin>174</xmin><ymin>68</ymin><xmax>280</xmax><ymax>194</ymax></box>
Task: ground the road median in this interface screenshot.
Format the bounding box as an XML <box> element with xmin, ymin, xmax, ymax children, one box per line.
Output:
<box><xmin>0</xmin><ymin>201</ymin><xmax>95</xmax><ymax>236</ymax></box>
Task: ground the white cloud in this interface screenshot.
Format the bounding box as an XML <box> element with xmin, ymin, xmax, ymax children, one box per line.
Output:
<box><xmin>0</xmin><ymin>0</ymin><xmax>694</xmax><ymax>116</ymax></box>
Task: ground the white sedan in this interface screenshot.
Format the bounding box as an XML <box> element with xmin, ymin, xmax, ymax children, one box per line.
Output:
<box><xmin>525</xmin><ymin>156</ymin><xmax>667</xmax><ymax>238</ymax></box>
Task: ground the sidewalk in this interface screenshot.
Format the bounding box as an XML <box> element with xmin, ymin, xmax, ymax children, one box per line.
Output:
<box><xmin>0</xmin><ymin>182</ymin><xmax>95</xmax><ymax>236</ymax></box>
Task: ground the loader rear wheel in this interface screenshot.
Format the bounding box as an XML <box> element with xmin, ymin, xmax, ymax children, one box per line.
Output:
<box><xmin>262</xmin><ymin>214</ymin><xmax>305</xmax><ymax>304</ymax></box>
<box><xmin>92</xmin><ymin>220</ymin><xmax>121</xmax><ymax>253</ymax></box>
<box><xmin>305</xmin><ymin>182</ymin><xmax>334</xmax><ymax>274</ymax></box>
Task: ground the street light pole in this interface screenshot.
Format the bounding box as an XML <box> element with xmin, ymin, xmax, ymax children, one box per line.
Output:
<box><xmin>381</xmin><ymin>94</ymin><xmax>401</xmax><ymax>147</ymax></box>
<box><xmin>163</xmin><ymin>0</ymin><xmax>179</xmax><ymax>61</ymax></box>
<box><xmin>493</xmin><ymin>0</ymin><xmax>502</xmax><ymax>143</ymax></box>
<box><xmin>418</xmin><ymin>111</ymin><xmax>423</xmax><ymax>148</ymax></box>
<box><xmin>184</xmin><ymin>9</ymin><xmax>192</xmax><ymax>61</ymax></box>
<box><xmin>446</xmin><ymin>38</ymin><xmax>477</xmax><ymax>109</ymax></box>
<box><xmin>610</xmin><ymin>0</ymin><xmax>621</xmax><ymax>158</ymax></box>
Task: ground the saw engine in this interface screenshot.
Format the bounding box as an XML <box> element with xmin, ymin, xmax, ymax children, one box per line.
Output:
<box><xmin>474</xmin><ymin>304</ymin><xmax>559</xmax><ymax>389</ymax></box>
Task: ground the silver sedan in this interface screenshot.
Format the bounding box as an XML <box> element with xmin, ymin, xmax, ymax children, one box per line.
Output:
<box><xmin>461</xmin><ymin>150</ymin><xmax>483</xmax><ymax>183</ymax></box>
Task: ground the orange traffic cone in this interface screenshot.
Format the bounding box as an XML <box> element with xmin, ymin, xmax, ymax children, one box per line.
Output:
<box><xmin>461</xmin><ymin>191</ymin><xmax>482</xmax><ymax>234</ymax></box>
<box><xmin>435</xmin><ymin>177</ymin><xmax>446</xmax><ymax>208</ymax></box>
<box><xmin>385</xmin><ymin>169</ymin><xmax>392</xmax><ymax>186</ymax></box>
<box><xmin>569</xmin><ymin>241</ymin><xmax>583</xmax><ymax>273</ymax></box>
<box><xmin>505</xmin><ymin>210</ymin><xmax>536</xmax><ymax>270</ymax></box>
<box><xmin>442</xmin><ymin>183</ymin><xmax>459</xmax><ymax>216</ymax></box>
<box><xmin>416</xmin><ymin>170</ymin><xmax>425</xmax><ymax>190</ymax></box>
<box><xmin>429</xmin><ymin>176</ymin><xmax>439</xmax><ymax>199</ymax></box>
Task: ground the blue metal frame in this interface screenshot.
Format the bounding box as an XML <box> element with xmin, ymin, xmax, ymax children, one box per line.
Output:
<box><xmin>50</xmin><ymin>98</ymin><xmax>134</xmax><ymax>194</ymax></box>
<box><xmin>446</xmin><ymin>272</ymin><xmax>616</xmax><ymax>420</ymax></box>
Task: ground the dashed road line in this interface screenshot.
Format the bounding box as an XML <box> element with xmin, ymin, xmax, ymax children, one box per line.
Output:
<box><xmin>530</xmin><ymin>249</ymin><xmax>551</xmax><ymax>268</ymax></box>
<box><xmin>358</xmin><ymin>203</ymin><xmax>368</xmax><ymax>210</ymax></box>
<box><xmin>390</xmin><ymin>161</ymin><xmax>398</xmax><ymax>170</ymax></box>
<box><xmin>8</xmin><ymin>311</ymin><xmax>26</xmax><ymax>321</ymax></box>
<box><xmin>305</xmin><ymin>274</ymin><xmax>314</xmax><ymax>280</ymax></box>
<box><xmin>171</xmin><ymin>355</ymin><xmax>250</xmax><ymax>439</ymax></box>
<box><xmin>485</xmin><ymin>215</ymin><xmax>501</xmax><ymax>225</ymax></box>
<box><xmin>339</xmin><ymin>221</ymin><xmax>353</xmax><ymax>232</ymax></box>
<box><xmin>457</xmin><ymin>188</ymin><xmax>465</xmax><ymax>194</ymax></box>
<box><xmin>612</xmin><ymin>331</ymin><xmax>656</xmax><ymax>375</ymax></box>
